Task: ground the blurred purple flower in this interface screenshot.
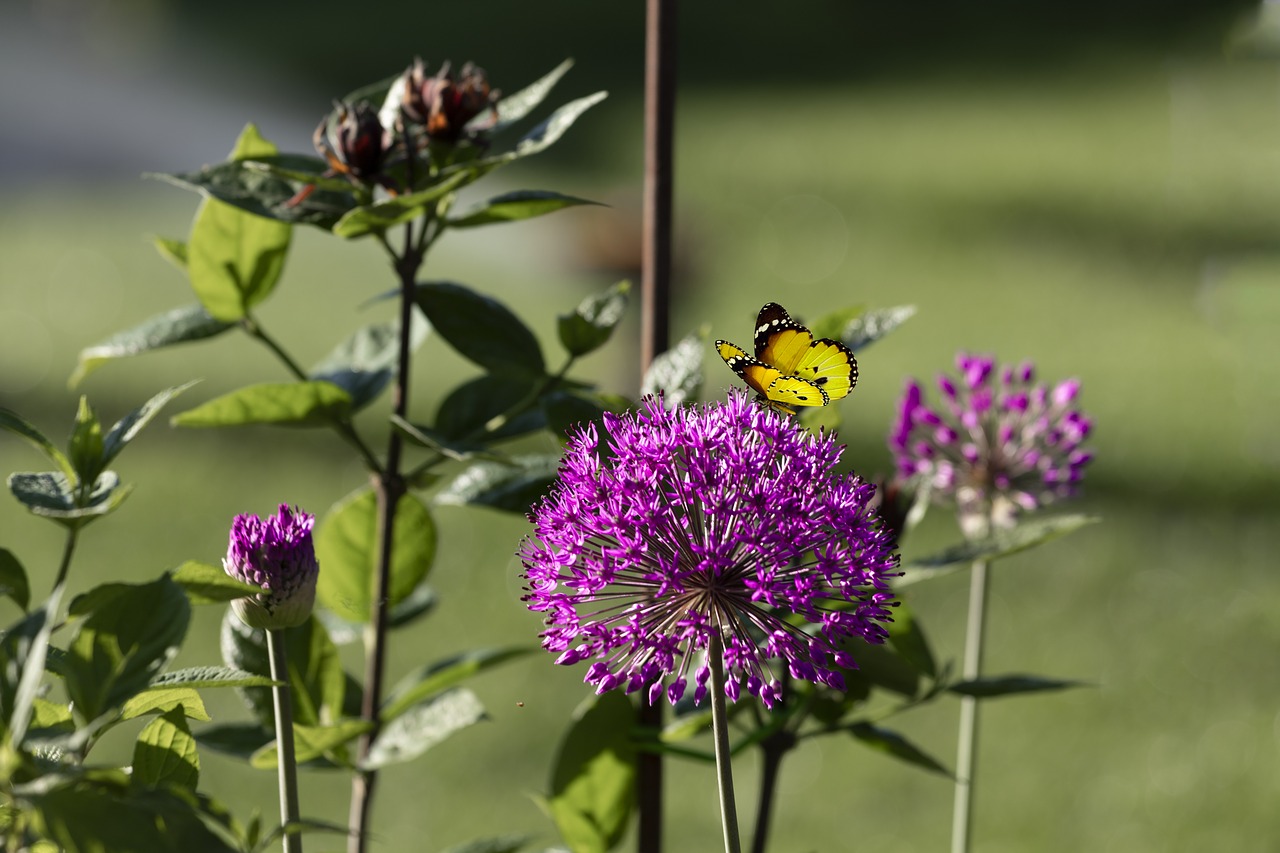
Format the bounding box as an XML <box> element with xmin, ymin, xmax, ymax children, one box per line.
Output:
<box><xmin>889</xmin><ymin>353</ymin><xmax>1093</xmax><ymax>536</ymax></box>
<box><xmin>223</xmin><ymin>504</ymin><xmax>319</xmax><ymax>630</ymax></box>
<box><xmin>519</xmin><ymin>392</ymin><xmax>899</xmax><ymax>710</ymax></box>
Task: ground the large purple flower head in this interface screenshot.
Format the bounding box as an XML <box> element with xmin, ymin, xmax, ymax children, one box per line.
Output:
<box><xmin>889</xmin><ymin>352</ymin><xmax>1093</xmax><ymax>536</ymax></box>
<box><xmin>519</xmin><ymin>392</ymin><xmax>899</xmax><ymax>710</ymax></box>
<box><xmin>223</xmin><ymin>504</ymin><xmax>319</xmax><ymax>630</ymax></box>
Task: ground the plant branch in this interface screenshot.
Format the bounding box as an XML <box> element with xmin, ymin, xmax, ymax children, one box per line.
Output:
<box><xmin>242</xmin><ymin>315</ymin><xmax>382</xmax><ymax>472</ymax></box>
<box><xmin>348</xmin><ymin>203</ymin><xmax>423</xmax><ymax>853</ymax></box>
<box><xmin>51</xmin><ymin>527</ymin><xmax>79</xmax><ymax>592</ymax></box>
<box><xmin>749</xmin><ymin>730</ymin><xmax>794</xmax><ymax>853</ymax></box>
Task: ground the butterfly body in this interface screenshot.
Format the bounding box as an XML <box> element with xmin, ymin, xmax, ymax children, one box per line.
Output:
<box><xmin>716</xmin><ymin>303</ymin><xmax>858</xmax><ymax>413</ymax></box>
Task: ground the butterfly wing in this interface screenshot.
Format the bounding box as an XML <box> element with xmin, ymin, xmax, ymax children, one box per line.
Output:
<box><xmin>717</xmin><ymin>339</ymin><xmax>779</xmax><ymax>399</ymax></box>
<box><xmin>753</xmin><ymin>303</ymin><xmax>814</xmax><ymax>374</ymax></box>
<box><xmin>763</xmin><ymin>374</ymin><xmax>829</xmax><ymax>409</ymax></box>
<box><xmin>793</xmin><ymin>339</ymin><xmax>858</xmax><ymax>401</ymax></box>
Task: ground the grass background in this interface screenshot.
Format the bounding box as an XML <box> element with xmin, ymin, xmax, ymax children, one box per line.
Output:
<box><xmin>2</xmin><ymin>3</ymin><xmax>1280</xmax><ymax>851</ymax></box>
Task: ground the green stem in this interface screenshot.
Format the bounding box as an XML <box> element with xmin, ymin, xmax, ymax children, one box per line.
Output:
<box><xmin>708</xmin><ymin>635</ymin><xmax>742</xmax><ymax>853</ymax></box>
<box><xmin>242</xmin><ymin>315</ymin><xmax>382</xmax><ymax>473</ymax></box>
<box><xmin>267</xmin><ymin>629</ymin><xmax>303</xmax><ymax>853</ymax></box>
<box><xmin>51</xmin><ymin>527</ymin><xmax>79</xmax><ymax>592</ymax></box>
<box><xmin>748</xmin><ymin>729</ymin><xmax>793</xmax><ymax>853</ymax></box>
<box><xmin>950</xmin><ymin>558</ymin><xmax>990</xmax><ymax>853</ymax></box>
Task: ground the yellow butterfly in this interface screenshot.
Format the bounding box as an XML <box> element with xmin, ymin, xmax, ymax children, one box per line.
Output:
<box><xmin>716</xmin><ymin>302</ymin><xmax>858</xmax><ymax>413</ymax></box>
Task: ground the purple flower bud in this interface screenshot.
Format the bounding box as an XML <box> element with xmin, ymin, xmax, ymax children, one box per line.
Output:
<box><xmin>223</xmin><ymin>505</ymin><xmax>318</xmax><ymax>630</ymax></box>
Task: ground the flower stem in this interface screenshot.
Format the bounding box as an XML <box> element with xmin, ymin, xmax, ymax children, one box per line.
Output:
<box><xmin>951</xmin><ymin>558</ymin><xmax>990</xmax><ymax>853</ymax></box>
<box><xmin>267</xmin><ymin>629</ymin><xmax>303</xmax><ymax>853</ymax></box>
<box><xmin>51</xmin><ymin>527</ymin><xmax>79</xmax><ymax>592</ymax></box>
<box><xmin>708</xmin><ymin>635</ymin><xmax>742</xmax><ymax>853</ymax></box>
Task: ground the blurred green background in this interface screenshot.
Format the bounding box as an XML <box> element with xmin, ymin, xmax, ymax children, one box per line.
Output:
<box><xmin>3</xmin><ymin>1</ymin><xmax>1280</xmax><ymax>851</ymax></box>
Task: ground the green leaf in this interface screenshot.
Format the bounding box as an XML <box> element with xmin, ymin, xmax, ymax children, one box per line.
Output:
<box><xmin>121</xmin><ymin>687</ymin><xmax>210</xmax><ymax>723</ymax></box>
<box><xmin>641</xmin><ymin>331</ymin><xmax>704</xmax><ymax>407</ymax></box>
<box><xmin>839</xmin><ymin>305</ymin><xmax>917</xmax><ymax>352</ymax></box>
<box><xmin>186</xmin><ymin>126</ymin><xmax>293</xmax><ymax>321</ymax></box>
<box><xmin>29</xmin><ymin>777</ymin><xmax>239</xmax><ymax>853</ymax></box>
<box><xmin>7</xmin><ymin>471</ymin><xmax>131</xmax><ymax>527</ymax></box>
<box><xmin>101</xmin><ymin>382</ymin><xmax>199</xmax><ymax>468</ymax></box>
<box><xmin>0</xmin><ymin>548</ymin><xmax>31</xmax><ymax>611</ymax></box>
<box><xmin>448</xmin><ymin>190</ymin><xmax>602</xmax><ymax>229</ymax></box>
<box><xmin>361</xmin><ymin>688</ymin><xmax>486</xmax><ymax>770</ymax></box>
<box><xmin>310</xmin><ymin>313</ymin><xmax>429</xmax><ymax>411</ymax></box>
<box><xmin>149</xmin><ymin>666</ymin><xmax>276</xmax><ymax>690</ymax></box>
<box><xmin>314</xmin><ymin>488</ymin><xmax>437</xmax><ymax>623</ymax></box>
<box><xmin>435</xmin><ymin>374</ymin><xmax>546</xmax><ymax>441</ymax></box>
<box><xmin>29</xmin><ymin>697</ymin><xmax>75</xmax><ymax>735</ymax></box>
<box><xmin>807</xmin><ymin>304</ymin><xmax>866</xmax><ymax>342</ymax></box>
<box><xmin>947</xmin><ymin>675</ymin><xmax>1088</xmax><ymax>698</ymax></box>
<box><xmin>539</xmin><ymin>391</ymin><xmax>609</xmax><ymax>443</ymax></box>
<box><xmin>251</xmin><ymin>718</ymin><xmax>372</xmax><ymax>769</ymax></box>
<box><xmin>133</xmin><ymin>707</ymin><xmax>200</xmax><ymax>790</ymax></box>
<box><xmin>547</xmin><ymin>692</ymin><xmax>636</xmax><ymax>853</ymax></box>
<box><xmin>67</xmin><ymin>397</ymin><xmax>105</xmax><ymax>484</ymax></box>
<box><xmin>435</xmin><ymin>455</ymin><xmax>559</xmax><ymax>514</ymax></box>
<box><xmin>512</xmin><ymin>92</ymin><xmax>608</xmax><ymax>160</ymax></box>
<box><xmin>219</xmin><ymin>612</ymin><xmax>344</xmax><ymax>729</ymax></box>
<box><xmin>391</xmin><ymin>416</ymin><xmax>501</xmax><ymax>462</ymax></box>
<box><xmin>885</xmin><ymin>599</ymin><xmax>937</xmax><ymax>680</ymax></box>
<box><xmin>382</xmin><ymin>647</ymin><xmax>532</xmax><ymax>721</ymax></box>
<box><xmin>62</xmin><ymin>577</ymin><xmax>190</xmax><ymax>723</ymax></box>
<box><xmin>71</xmin><ymin>304</ymin><xmax>233</xmax><ymax>386</ymax></box>
<box><xmin>150</xmin><ymin>153</ymin><xmax>359</xmax><ymax>230</ymax></box>
<box><xmin>558</xmin><ymin>281</ymin><xmax>630</xmax><ymax>357</ymax></box>
<box><xmin>152</xmin><ymin>236</ymin><xmax>188</xmax><ymax>271</ymax></box>
<box><xmin>194</xmin><ymin>722</ymin><xmax>273</xmax><ymax>760</ymax></box>
<box><xmin>896</xmin><ymin>514</ymin><xmax>1100</xmax><ymax>587</ymax></box>
<box><xmin>1</xmin><ymin>584</ymin><xmax>64</xmax><ymax>744</ymax></box>
<box><xmin>172</xmin><ymin>560</ymin><xmax>264</xmax><ymax>604</ymax></box>
<box><xmin>0</xmin><ymin>409</ymin><xmax>75</xmax><ymax>482</ymax></box>
<box><xmin>332</xmin><ymin>172</ymin><xmax>470</xmax><ymax>239</ymax></box>
<box><xmin>416</xmin><ymin>282</ymin><xmax>544</xmax><ymax>375</ymax></box>
<box><xmin>388</xmin><ymin>584</ymin><xmax>438</xmax><ymax>629</ymax></box>
<box><xmin>838</xmin><ymin>636</ymin><xmax>920</xmax><ymax>698</ymax></box>
<box><xmin>848</xmin><ymin>722</ymin><xmax>952</xmax><ymax>777</ymax></box>
<box><xmin>491</xmin><ymin>58</ymin><xmax>574</xmax><ymax>132</ymax></box>
<box><xmin>170</xmin><ymin>381</ymin><xmax>352</xmax><ymax>428</ymax></box>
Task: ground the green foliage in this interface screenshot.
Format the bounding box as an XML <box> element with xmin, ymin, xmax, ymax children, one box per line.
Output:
<box><xmin>186</xmin><ymin>126</ymin><xmax>293</xmax><ymax>321</ymax></box>
<box><xmin>382</xmin><ymin>647</ymin><xmax>532</xmax><ymax>720</ymax></box>
<box><xmin>434</xmin><ymin>455</ymin><xmax>560</xmax><ymax>514</ymax></box>
<box><xmin>71</xmin><ymin>304</ymin><xmax>233</xmax><ymax>387</ymax></box>
<box><xmin>416</xmin><ymin>282</ymin><xmax>545</xmax><ymax>376</ymax></box>
<box><xmin>847</xmin><ymin>723</ymin><xmax>952</xmax><ymax>778</ymax></box>
<box><xmin>133</xmin><ymin>707</ymin><xmax>201</xmax><ymax>790</ymax></box>
<box><xmin>310</xmin><ymin>313</ymin><xmax>429</xmax><ymax>411</ymax></box>
<box><xmin>314</xmin><ymin>488</ymin><xmax>437</xmax><ymax>623</ymax></box>
<box><xmin>220</xmin><ymin>612</ymin><xmax>345</xmax><ymax>730</ymax></box>
<box><xmin>63</xmin><ymin>576</ymin><xmax>191</xmax><ymax>724</ymax></box>
<box><xmin>558</xmin><ymin>281</ymin><xmax>630</xmax><ymax>357</ymax></box>
<box><xmin>546</xmin><ymin>692</ymin><xmax>636</xmax><ymax>853</ymax></box>
<box><xmin>171</xmin><ymin>560</ymin><xmax>265</xmax><ymax>605</ymax></box>
<box><xmin>641</xmin><ymin>331</ymin><xmax>704</xmax><ymax>407</ymax></box>
<box><xmin>171</xmin><ymin>380</ymin><xmax>353</xmax><ymax>428</ymax></box>
<box><xmin>361</xmin><ymin>688</ymin><xmax>487</xmax><ymax>770</ymax></box>
<box><xmin>448</xmin><ymin>190</ymin><xmax>602</xmax><ymax>229</ymax></box>
<box><xmin>0</xmin><ymin>548</ymin><xmax>31</xmax><ymax>611</ymax></box>
<box><xmin>897</xmin><ymin>514</ymin><xmax>1100</xmax><ymax>586</ymax></box>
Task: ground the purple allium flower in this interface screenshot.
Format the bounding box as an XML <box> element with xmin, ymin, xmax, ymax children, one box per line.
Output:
<box><xmin>223</xmin><ymin>504</ymin><xmax>319</xmax><ymax>630</ymax></box>
<box><xmin>889</xmin><ymin>353</ymin><xmax>1093</xmax><ymax>536</ymax></box>
<box><xmin>519</xmin><ymin>392</ymin><xmax>899</xmax><ymax>710</ymax></box>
